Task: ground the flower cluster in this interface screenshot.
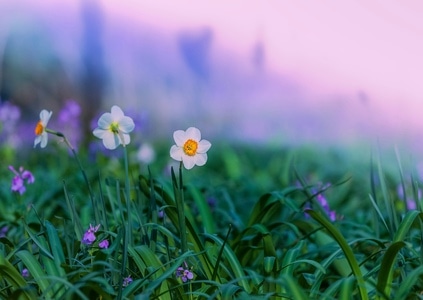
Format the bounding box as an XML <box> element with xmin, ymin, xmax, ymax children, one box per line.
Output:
<box><xmin>175</xmin><ymin>263</ymin><xmax>194</xmax><ymax>282</ymax></box>
<box><xmin>34</xmin><ymin>106</ymin><xmax>212</xmax><ymax>171</ymax></box>
<box><xmin>8</xmin><ymin>166</ymin><xmax>35</xmax><ymax>195</ymax></box>
<box><xmin>81</xmin><ymin>224</ymin><xmax>100</xmax><ymax>245</ymax></box>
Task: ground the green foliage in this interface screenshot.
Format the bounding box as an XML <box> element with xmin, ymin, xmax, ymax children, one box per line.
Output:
<box><xmin>2</xmin><ymin>141</ymin><xmax>423</xmax><ymax>299</ymax></box>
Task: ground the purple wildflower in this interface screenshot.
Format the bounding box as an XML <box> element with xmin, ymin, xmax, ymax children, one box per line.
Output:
<box><xmin>0</xmin><ymin>226</ymin><xmax>8</xmax><ymax>238</ymax></box>
<box><xmin>9</xmin><ymin>166</ymin><xmax>35</xmax><ymax>195</ymax></box>
<box><xmin>123</xmin><ymin>275</ymin><xmax>133</xmax><ymax>287</ymax></box>
<box><xmin>397</xmin><ymin>183</ymin><xmax>421</xmax><ymax>211</ymax></box>
<box><xmin>56</xmin><ymin>99</ymin><xmax>82</xmax><ymax>148</ymax></box>
<box><xmin>99</xmin><ymin>239</ymin><xmax>109</xmax><ymax>249</ymax></box>
<box><xmin>81</xmin><ymin>224</ymin><xmax>100</xmax><ymax>245</ymax></box>
<box><xmin>21</xmin><ymin>268</ymin><xmax>29</xmax><ymax>278</ymax></box>
<box><xmin>175</xmin><ymin>263</ymin><xmax>194</xmax><ymax>282</ymax></box>
<box><xmin>0</xmin><ymin>102</ymin><xmax>21</xmax><ymax>147</ymax></box>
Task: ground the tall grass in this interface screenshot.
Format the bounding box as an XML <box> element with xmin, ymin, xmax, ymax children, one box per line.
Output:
<box><xmin>1</xmin><ymin>141</ymin><xmax>423</xmax><ymax>299</ymax></box>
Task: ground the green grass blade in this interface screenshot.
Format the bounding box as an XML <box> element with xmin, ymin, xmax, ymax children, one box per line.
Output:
<box><xmin>376</xmin><ymin>241</ymin><xmax>406</xmax><ymax>299</ymax></box>
<box><xmin>45</xmin><ymin>221</ymin><xmax>66</xmax><ymax>277</ymax></box>
<box><xmin>188</xmin><ymin>184</ymin><xmax>215</xmax><ymax>233</ymax></box>
<box><xmin>280</xmin><ymin>274</ymin><xmax>309</xmax><ymax>299</ymax></box>
<box><xmin>392</xmin><ymin>210</ymin><xmax>422</xmax><ymax>242</ymax></box>
<box><xmin>368</xmin><ymin>194</ymin><xmax>390</xmax><ymax>234</ymax></box>
<box><xmin>16</xmin><ymin>250</ymin><xmax>53</xmax><ymax>298</ymax></box>
<box><xmin>394</xmin><ymin>265</ymin><xmax>423</xmax><ymax>300</ymax></box>
<box><xmin>339</xmin><ymin>277</ymin><xmax>355</xmax><ymax>300</ymax></box>
<box><xmin>306</xmin><ymin>209</ymin><xmax>368</xmax><ymax>300</ymax></box>
<box><xmin>204</xmin><ymin>233</ymin><xmax>251</xmax><ymax>294</ymax></box>
<box><xmin>0</xmin><ymin>253</ymin><xmax>35</xmax><ymax>299</ymax></box>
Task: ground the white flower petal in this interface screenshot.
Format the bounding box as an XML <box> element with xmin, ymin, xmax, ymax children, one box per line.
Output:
<box><xmin>40</xmin><ymin>110</ymin><xmax>52</xmax><ymax>126</ymax></box>
<box><xmin>40</xmin><ymin>133</ymin><xmax>48</xmax><ymax>148</ymax></box>
<box><xmin>194</xmin><ymin>153</ymin><xmax>208</xmax><ymax>166</ymax></box>
<box><xmin>197</xmin><ymin>139</ymin><xmax>211</xmax><ymax>153</ymax></box>
<box><xmin>182</xmin><ymin>155</ymin><xmax>196</xmax><ymax>169</ymax></box>
<box><xmin>111</xmin><ymin>105</ymin><xmax>124</xmax><ymax>119</ymax></box>
<box><xmin>186</xmin><ymin>127</ymin><xmax>201</xmax><ymax>141</ymax></box>
<box><xmin>93</xmin><ymin>128</ymin><xmax>106</xmax><ymax>139</ymax></box>
<box><xmin>119</xmin><ymin>116</ymin><xmax>135</xmax><ymax>133</ymax></box>
<box><xmin>173</xmin><ymin>130</ymin><xmax>187</xmax><ymax>146</ymax></box>
<box><xmin>121</xmin><ymin>133</ymin><xmax>131</xmax><ymax>145</ymax></box>
<box><xmin>34</xmin><ymin>135</ymin><xmax>42</xmax><ymax>147</ymax></box>
<box><xmin>102</xmin><ymin>132</ymin><xmax>120</xmax><ymax>150</ymax></box>
<box><xmin>93</xmin><ymin>106</ymin><xmax>134</xmax><ymax>149</ymax></box>
<box><xmin>170</xmin><ymin>145</ymin><xmax>183</xmax><ymax>161</ymax></box>
<box><xmin>98</xmin><ymin>113</ymin><xmax>112</xmax><ymax>129</ymax></box>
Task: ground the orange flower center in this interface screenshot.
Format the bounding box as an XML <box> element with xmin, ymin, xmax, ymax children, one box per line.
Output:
<box><xmin>35</xmin><ymin>121</ymin><xmax>44</xmax><ymax>136</ymax></box>
<box><xmin>183</xmin><ymin>139</ymin><xmax>198</xmax><ymax>156</ymax></box>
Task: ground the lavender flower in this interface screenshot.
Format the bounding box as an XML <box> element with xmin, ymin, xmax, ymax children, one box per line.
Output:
<box><xmin>81</xmin><ymin>224</ymin><xmax>100</xmax><ymax>245</ymax></box>
<box><xmin>315</xmin><ymin>190</ymin><xmax>338</xmax><ymax>221</ymax></box>
<box><xmin>0</xmin><ymin>226</ymin><xmax>8</xmax><ymax>238</ymax></box>
<box><xmin>175</xmin><ymin>263</ymin><xmax>194</xmax><ymax>282</ymax></box>
<box><xmin>122</xmin><ymin>275</ymin><xmax>133</xmax><ymax>287</ymax></box>
<box><xmin>9</xmin><ymin>166</ymin><xmax>35</xmax><ymax>195</ymax></box>
<box><xmin>56</xmin><ymin>99</ymin><xmax>82</xmax><ymax>148</ymax></box>
<box><xmin>0</xmin><ymin>102</ymin><xmax>21</xmax><ymax>147</ymax></box>
<box><xmin>21</xmin><ymin>268</ymin><xmax>29</xmax><ymax>278</ymax></box>
<box><xmin>397</xmin><ymin>183</ymin><xmax>421</xmax><ymax>210</ymax></box>
<box><xmin>99</xmin><ymin>239</ymin><xmax>109</xmax><ymax>249</ymax></box>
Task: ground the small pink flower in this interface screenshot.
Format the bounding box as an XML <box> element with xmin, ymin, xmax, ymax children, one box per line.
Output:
<box><xmin>81</xmin><ymin>224</ymin><xmax>100</xmax><ymax>245</ymax></box>
<box><xmin>99</xmin><ymin>239</ymin><xmax>109</xmax><ymax>249</ymax></box>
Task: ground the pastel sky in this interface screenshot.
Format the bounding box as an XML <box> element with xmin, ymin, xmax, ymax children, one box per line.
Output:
<box><xmin>103</xmin><ymin>0</ymin><xmax>423</xmax><ymax>99</ymax></box>
<box><xmin>98</xmin><ymin>1</ymin><xmax>423</xmax><ymax>137</ymax></box>
<box><xmin>2</xmin><ymin>0</ymin><xmax>423</xmax><ymax>152</ymax></box>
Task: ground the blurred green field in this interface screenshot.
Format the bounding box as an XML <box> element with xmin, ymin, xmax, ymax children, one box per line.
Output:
<box><xmin>1</xmin><ymin>133</ymin><xmax>423</xmax><ymax>299</ymax></box>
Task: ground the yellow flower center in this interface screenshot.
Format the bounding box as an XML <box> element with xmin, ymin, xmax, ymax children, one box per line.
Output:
<box><xmin>110</xmin><ymin>122</ymin><xmax>120</xmax><ymax>134</ymax></box>
<box><xmin>183</xmin><ymin>139</ymin><xmax>198</xmax><ymax>156</ymax></box>
<box><xmin>35</xmin><ymin>121</ymin><xmax>44</xmax><ymax>136</ymax></box>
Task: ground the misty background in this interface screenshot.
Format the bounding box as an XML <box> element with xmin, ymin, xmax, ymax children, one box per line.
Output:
<box><xmin>1</xmin><ymin>0</ymin><xmax>423</xmax><ymax>159</ymax></box>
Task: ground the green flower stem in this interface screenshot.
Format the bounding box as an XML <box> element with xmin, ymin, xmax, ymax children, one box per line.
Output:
<box><xmin>48</xmin><ymin>129</ymin><xmax>99</xmax><ymax>224</ymax></box>
<box><xmin>172</xmin><ymin>162</ymin><xmax>187</xmax><ymax>254</ymax></box>
<box><xmin>122</xmin><ymin>144</ymin><xmax>133</xmax><ymax>245</ymax></box>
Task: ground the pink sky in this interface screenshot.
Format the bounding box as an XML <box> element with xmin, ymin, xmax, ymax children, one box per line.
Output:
<box><xmin>2</xmin><ymin>0</ymin><xmax>423</xmax><ymax>150</ymax></box>
<box><xmin>3</xmin><ymin>0</ymin><xmax>423</xmax><ymax>109</ymax></box>
<box><xmin>101</xmin><ymin>0</ymin><xmax>423</xmax><ymax>114</ymax></box>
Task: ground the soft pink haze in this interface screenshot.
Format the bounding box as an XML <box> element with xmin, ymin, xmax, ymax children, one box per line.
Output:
<box><xmin>1</xmin><ymin>0</ymin><xmax>423</xmax><ymax>153</ymax></box>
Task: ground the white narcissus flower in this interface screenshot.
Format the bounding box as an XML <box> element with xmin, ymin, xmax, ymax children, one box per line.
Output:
<box><xmin>93</xmin><ymin>105</ymin><xmax>135</xmax><ymax>150</ymax></box>
<box><xmin>170</xmin><ymin>127</ymin><xmax>211</xmax><ymax>170</ymax></box>
<box><xmin>34</xmin><ymin>110</ymin><xmax>53</xmax><ymax>148</ymax></box>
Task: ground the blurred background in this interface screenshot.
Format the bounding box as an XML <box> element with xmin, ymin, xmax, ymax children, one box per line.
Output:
<box><xmin>1</xmin><ymin>0</ymin><xmax>423</xmax><ymax>157</ymax></box>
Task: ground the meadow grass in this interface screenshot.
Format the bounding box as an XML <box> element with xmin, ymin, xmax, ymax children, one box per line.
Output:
<box><xmin>1</xmin><ymin>117</ymin><xmax>423</xmax><ymax>299</ymax></box>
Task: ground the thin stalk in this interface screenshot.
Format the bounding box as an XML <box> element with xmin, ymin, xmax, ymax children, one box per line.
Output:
<box><xmin>172</xmin><ymin>162</ymin><xmax>187</xmax><ymax>254</ymax></box>
<box><xmin>49</xmin><ymin>129</ymin><xmax>99</xmax><ymax>224</ymax></box>
<box><xmin>123</xmin><ymin>145</ymin><xmax>133</xmax><ymax>245</ymax></box>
